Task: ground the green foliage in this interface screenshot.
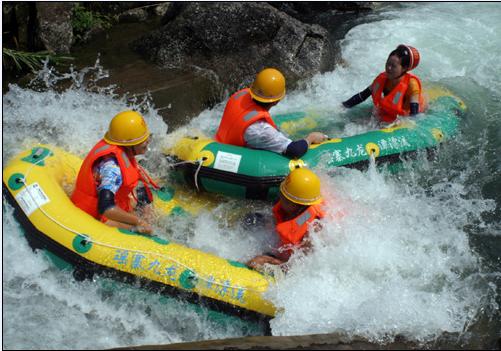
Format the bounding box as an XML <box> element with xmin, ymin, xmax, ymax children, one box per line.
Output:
<box><xmin>72</xmin><ymin>4</ymin><xmax>112</xmax><ymax>41</ymax></box>
<box><xmin>2</xmin><ymin>48</ymin><xmax>73</xmax><ymax>71</ymax></box>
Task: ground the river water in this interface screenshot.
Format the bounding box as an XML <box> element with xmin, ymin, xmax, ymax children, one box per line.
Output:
<box><xmin>2</xmin><ymin>2</ymin><xmax>500</xmax><ymax>349</ymax></box>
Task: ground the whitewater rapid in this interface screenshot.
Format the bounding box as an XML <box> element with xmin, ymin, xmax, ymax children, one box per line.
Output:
<box><xmin>3</xmin><ymin>2</ymin><xmax>500</xmax><ymax>349</ymax></box>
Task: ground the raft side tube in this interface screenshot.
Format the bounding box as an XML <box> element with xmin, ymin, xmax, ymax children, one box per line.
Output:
<box><xmin>3</xmin><ymin>145</ymin><xmax>277</xmax><ymax>319</ymax></box>
<box><xmin>165</xmin><ymin>94</ymin><xmax>464</xmax><ymax>200</ymax></box>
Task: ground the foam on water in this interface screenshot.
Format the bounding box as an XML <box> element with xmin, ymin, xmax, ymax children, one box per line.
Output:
<box><xmin>2</xmin><ymin>64</ymin><xmax>260</xmax><ymax>349</ymax></box>
<box><xmin>2</xmin><ymin>59</ymin><xmax>167</xmax><ymax>164</ymax></box>
<box><xmin>179</xmin><ymin>1</ymin><xmax>501</xmax><ymax>342</ymax></box>
<box><xmin>3</xmin><ymin>2</ymin><xmax>500</xmax><ymax>349</ymax></box>
<box><xmin>3</xmin><ymin>199</ymin><xmax>258</xmax><ymax>349</ymax></box>
<box><xmin>267</xmin><ymin>161</ymin><xmax>496</xmax><ymax>340</ymax></box>
<box><xmin>260</xmin><ymin>2</ymin><xmax>501</xmax><ymax>340</ymax></box>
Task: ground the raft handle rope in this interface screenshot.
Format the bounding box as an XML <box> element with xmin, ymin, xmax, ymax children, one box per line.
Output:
<box><xmin>167</xmin><ymin>157</ymin><xmax>207</xmax><ymax>192</ymax></box>
<box><xmin>16</xmin><ymin>151</ymin><xmax>268</xmax><ymax>294</ymax></box>
<box><xmin>194</xmin><ymin>157</ymin><xmax>207</xmax><ymax>192</ymax></box>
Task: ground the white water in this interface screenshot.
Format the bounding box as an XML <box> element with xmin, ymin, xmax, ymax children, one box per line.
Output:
<box><xmin>3</xmin><ymin>2</ymin><xmax>500</xmax><ymax>349</ymax></box>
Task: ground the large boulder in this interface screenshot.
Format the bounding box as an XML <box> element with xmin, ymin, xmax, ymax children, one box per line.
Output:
<box><xmin>131</xmin><ymin>2</ymin><xmax>336</xmax><ymax>97</ymax></box>
<box><xmin>36</xmin><ymin>2</ymin><xmax>75</xmax><ymax>54</ymax></box>
<box><xmin>270</xmin><ymin>2</ymin><xmax>375</xmax><ymax>23</ymax></box>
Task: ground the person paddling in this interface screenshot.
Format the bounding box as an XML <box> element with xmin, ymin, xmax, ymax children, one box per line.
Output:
<box><xmin>342</xmin><ymin>44</ymin><xmax>426</xmax><ymax>124</ymax></box>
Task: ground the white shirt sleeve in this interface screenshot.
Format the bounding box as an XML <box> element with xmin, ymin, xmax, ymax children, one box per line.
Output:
<box><xmin>243</xmin><ymin>121</ymin><xmax>292</xmax><ymax>154</ymax></box>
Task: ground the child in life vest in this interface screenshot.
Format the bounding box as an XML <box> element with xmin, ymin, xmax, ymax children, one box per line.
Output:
<box><xmin>246</xmin><ymin>168</ymin><xmax>326</xmax><ymax>270</ymax></box>
<box><xmin>71</xmin><ymin>111</ymin><xmax>159</xmax><ymax>234</ymax></box>
<box><xmin>342</xmin><ymin>44</ymin><xmax>426</xmax><ymax>124</ymax></box>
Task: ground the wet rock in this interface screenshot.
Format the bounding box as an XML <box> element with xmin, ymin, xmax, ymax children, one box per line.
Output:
<box><xmin>131</xmin><ymin>2</ymin><xmax>335</xmax><ymax>96</ymax></box>
<box><xmin>111</xmin><ymin>332</ymin><xmax>419</xmax><ymax>350</ymax></box>
<box><xmin>116</xmin><ymin>3</ymin><xmax>173</xmax><ymax>23</ymax></box>
<box><xmin>270</xmin><ymin>2</ymin><xmax>375</xmax><ymax>23</ymax></box>
<box><xmin>36</xmin><ymin>2</ymin><xmax>75</xmax><ymax>54</ymax></box>
<box><xmin>153</xmin><ymin>2</ymin><xmax>171</xmax><ymax>17</ymax></box>
<box><xmin>117</xmin><ymin>7</ymin><xmax>150</xmax><ymax>23</ymax></box>
<box><xmin>85</xmin><ymin>2</ymin><xmax>155</xmax><ymax>16</ymax></box>
<box><xmin>111</xmin><ymin>330</ymin><xmax>500</xmax><ymax>350</ymax></box>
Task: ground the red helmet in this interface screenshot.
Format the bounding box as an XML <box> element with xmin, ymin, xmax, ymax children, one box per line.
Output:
<box><xmin>398</xmin><ymin>44</ymin><xmax>420</xmax><ymax>70</ymax></box>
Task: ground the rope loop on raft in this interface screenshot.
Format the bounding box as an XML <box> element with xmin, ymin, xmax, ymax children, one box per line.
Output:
<box><xmin>167</xmin><ymin>158</ymin><xmax>207</xmax><ymax>192</ymax></box>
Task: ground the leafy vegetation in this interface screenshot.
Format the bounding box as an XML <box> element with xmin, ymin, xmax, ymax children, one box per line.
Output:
<box><xmin>72</xmin><ymin>4</ymin><xmax>113</xmax><ymax>42</ymax></box>
<box><xmin>2</xmin><ymin>48</ymin><xmax>73</xmax><ymax>71</ymax></box>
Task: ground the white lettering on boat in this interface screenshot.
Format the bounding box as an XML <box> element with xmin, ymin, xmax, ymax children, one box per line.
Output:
<box><xmin>329</xmin><ymin>136</ymin><xmax>412</xmax><ymax>164</ymax></box>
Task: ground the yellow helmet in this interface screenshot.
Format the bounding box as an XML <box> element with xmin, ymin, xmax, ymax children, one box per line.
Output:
<box><xmin>249</xmin><ymin>68</ymin><xmax>286</xmax><ymax>103</ymax></box>
<box><xmin>279</xmin><ymin>168</ymin><xmax>323</xmax><ymax>205</ymax></box>
<box><xmin>104</xmin><ymin>110</ymin><xmax>150</xmax><ymax>146</ymax></box>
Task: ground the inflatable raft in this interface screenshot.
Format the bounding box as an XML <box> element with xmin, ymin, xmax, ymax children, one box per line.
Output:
<box><xmin>3</xmin><ymin>145</ymin><xmax>276</xmax><ymax>321</ymax></box>
<box><xmin>166</xmin><ymin>86</ymin><xmax>466</xmax><ymax>200</ymax></box>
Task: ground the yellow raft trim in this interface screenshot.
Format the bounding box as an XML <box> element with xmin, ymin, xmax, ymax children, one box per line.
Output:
<box><xmin>279</xmin><ymin>115</ymin><xmax>318</xmax><ymax>135</ymax></box>
<box><xmin>308</xmin><ymin>138</ymin><xmax>343</xmax><ymax>150</ymax></box>
<box><xmin>170</xmin><ymin>137</ymin><xmax>215</xmax><ymax>166</ymax></box>
<box><xmin>365</xmin><ymin>142</ymin><xmax>380</xmax><ymax>157</ymax></box>
<box><xmin>3</xmin><ymin>145</ymin><xmax>277</xmax><ymax>317</ymax></box>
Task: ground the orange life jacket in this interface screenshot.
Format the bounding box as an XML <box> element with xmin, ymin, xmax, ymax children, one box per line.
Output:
<box><xmin>215</xmin><ymin>88</ymin><xmax>278</xmax><ymax>146</ymax></box>
<box><xmin>71</xmin><ymin>139</ymin><xmax>158</xmax><ymax>220</ymax></box>
<box><xmin>371</xmin><ymin>72</ymin><xmax>425</xmax><ymax>123</ymax></box>
<box><xmin>273</xmin><ymin>201</ymin><xmax>326</xmax><ymax>260</ymax></box>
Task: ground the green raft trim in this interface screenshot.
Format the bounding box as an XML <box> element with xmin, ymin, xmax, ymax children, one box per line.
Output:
<box><xmin>168</xmin><ymin>95</ymin><xmax>463</xmax><ymax>200</ymax></box>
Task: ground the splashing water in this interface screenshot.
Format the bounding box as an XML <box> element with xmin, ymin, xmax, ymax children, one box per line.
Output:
<box><xmin>3</xmin><ymin>2</ymin><xmax>501</xmax><ymax>349</ymax></box>
<box><xmin>2</xmin><ymin>58</ymin><xmax>167</xmax><ymax>164</ymax></box>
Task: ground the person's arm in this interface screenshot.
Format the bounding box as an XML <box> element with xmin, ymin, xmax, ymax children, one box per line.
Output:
<box><xmin>99</xmin><ymin>194</ymin><xmax>151</xmax><ymax>233</ymax></box>
<box><xmin>246</xmin><ymin>255</ymin><xmax>285</xmax><ymax>270</ymax></box>
<box><xmin>408</xmin><ymin>78</ymin><xmax>421</xmax><ymax>116</ymax></box>
<box><xmin>283</xmin><ymin>139</ymin><xmax>309</xmax><ymax>158</ymax></box>
<box><xmin>96</xmin><ymin>158</ymin><xmax>152</xmax><ymax>234</ymax></box>
<box><xmin>284</xmin><ymin>132</ymin><xmax>328</xmax><ymax>158</ymax></box>
<box><xmin>342</xmin><ymin>86</ymin><xmax>372</xmax><ymax>108</ymax></box>
<box><xmin>244</xmin><ymin>122</ymin><xmax>327</xmax><ymax>159</ymax></box>
<box><xmin>244</xmin><ymin>121</ymin><xmax>292</xmax><ymax>153</ymax></box>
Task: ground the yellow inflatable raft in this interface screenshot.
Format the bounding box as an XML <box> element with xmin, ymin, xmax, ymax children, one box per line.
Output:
<box><xmin>3</xmin><ymin>145</ymin><xmax>276</xmax><ymax>321</ymax></box>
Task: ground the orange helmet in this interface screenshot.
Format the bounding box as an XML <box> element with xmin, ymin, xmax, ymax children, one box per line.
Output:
<box><xmin>398</xmin><ymin>44</ymin><xmax>420</xmax><ymax>71</ymax></box>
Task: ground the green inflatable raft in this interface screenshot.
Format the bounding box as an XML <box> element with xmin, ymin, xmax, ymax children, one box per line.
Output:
<box><xmin>165</xmin><ymin>86</ymin><xmax>466</xmax><ymax>200</ymax></box>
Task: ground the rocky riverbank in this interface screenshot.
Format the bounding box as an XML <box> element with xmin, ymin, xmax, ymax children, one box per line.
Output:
<box><xmin>2</xmin><ymin>1</ymin><xmax>374</xmax><ymax>126</ymax></box>
<box><xmin>112</xmin><ymin>330</ymin><xmax>499</xmax><ymax>350</ymax></box>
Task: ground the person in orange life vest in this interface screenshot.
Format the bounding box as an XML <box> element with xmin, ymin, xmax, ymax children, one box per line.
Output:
<box><xmin>342</xmin><ymin>44</ymin><xmax>426</xmax><ymax>124</ymax></box>
<box><xmin>71</xmin><ymin>110</ymin><xmax>160</xmax><ymax>234</ymax></box>
<box><xmin>215</xmin><ymin>68</ymin><xmax>328</xmax><ymax>159</ymax></box>
<box><xmin>246</xmin><ymin>168</ymin><xmax>326</xmax><ymax>270</ymax></box>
